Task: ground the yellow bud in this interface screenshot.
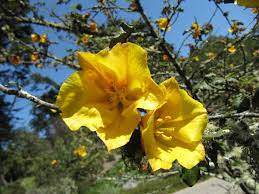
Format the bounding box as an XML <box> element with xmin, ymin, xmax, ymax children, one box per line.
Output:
<box><xmin>192</xmin><ymin>22</ymin><xmax>201</xmax><ymax>39</ymax></box>
<box><xmin>227</xmin><ymin>44</ymin><xmax>236</xmax><ymax>54</ymax></box>
<box><xmin>31</xmin><ymin>33</ymin><xmax>39</xmax><ymax>42</ymax></box>
<box><xmin>156</xmin><ymin>18</ymin><xmax>171</xmax><ymax>31</ymax></box>
<box><xmin>51</xmin><ymin>159</ymin><xmax>59</xmax><ymax>166</ymax></box>
<box><xmin>81</xmin><ymin>34</ymin><xmax>90</xmax><ymax>44</ymax></box>
<box><xmin>31</xmin><ymin>52</ymin><xmax>39</xmax><ymax>62</ymax></box>
<box><xmin>10</xmin><ymin>55</ymin><xmax>21</xmax><ymax>65</ymax></box>
<box><xmin>193</xmin><ymin>56</ymin><xmax>200</xmax><ymax>62</ymax></box>
<box><xmin>228</xmin><ymin>23</ymin><xmax>239</xmax><ymax>34</ymax></box>
<box><xmin>206</xmin><ymin>52</ymin><xmax>216</xmax><ymax>60</ymax></box>
<box><xmin>82</xmin><ymin>12</ymin><xmax>90</xmax><ymax>20</ymax></box>
<box><xmin>162</xmin><ymin>54</ymin><xmax>169</xmax><ymax>61</ymax></box>
<box><xmin>130</xmin><ymin>2</ymin><xmax>138</xmax><ymax>11</ymax></box>
<box><xmin>40</xmin><ymin>34</ymin><xmax>48</xmax><ymax>44</ymax></box>
<box><xmin>89</xmin><ymin>22</ymin><xmax>98</xmax><ymax>33</ymax></box>
<box><xmin>73</xmin><ymin>145</ymin><xmax>87</xmax><ymax>158</ymax></box>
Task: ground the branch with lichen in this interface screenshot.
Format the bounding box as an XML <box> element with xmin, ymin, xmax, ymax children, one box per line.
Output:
<box><xmin>0</xmin><ymin>15</ymin><xmax>105</xmax><ymax>36</ymax></box>
<box><xmin>134</xmin><ymin>0</ymin><xmax>196</xmax><ymax>99</ymax></box>
<box><xmin>208</xmin><ymin>112</ymin><xmax>259</xmax><ymax>120</ymax></box>
<box><xmin>0</xmin><ymin>84</ymin><xmax>60</xmax><ymax>112</ymax></box>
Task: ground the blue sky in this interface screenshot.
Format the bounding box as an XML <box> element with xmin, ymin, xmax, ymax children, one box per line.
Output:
<box><xmin>4</xmin><ymin>0</ymin><xmax>256</xmax><ymax>128</ymax></box>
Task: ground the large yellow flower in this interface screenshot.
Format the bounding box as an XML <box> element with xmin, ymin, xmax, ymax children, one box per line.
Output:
<box><xmin>56</xmin><ymin>42</ymin><xmax>164</xmax><ymax>151</ymax></box>
<box><xmin>141</xmin><ymin>78</ymin><xmax>208</xmax><ymax>171</ymax></box>
<box><xmin>235</xmin><ymin>0</ymin><xmax>259</xmax><ymax>8</ymax></box>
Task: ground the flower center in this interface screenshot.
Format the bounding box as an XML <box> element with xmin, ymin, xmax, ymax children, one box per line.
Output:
<box><xmin>106</xmin><ymin>81</ymin><xmax>128</xmax><ymax>112</ymax></box>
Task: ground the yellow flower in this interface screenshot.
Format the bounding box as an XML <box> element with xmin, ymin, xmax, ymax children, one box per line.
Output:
<box><xmin>31</xmin><ymin>33</ymin><xmax>40</xmax><ymax>42</ymax></box>
<box><xmin>10</xmin><ymin>55</ymin><xmax>21</xmax><ymax>65</ymax></box>
<box><xmin>235</xmin><ymin>0</ymin><xmax>259</xmax><ymax>8</ymax></box>
<box><xmin>206</xmin><ymin>52</ymin><xmax>216</xmax><ymax>60</ymax></box>
<box><xmin>192</xmin><ymin>56</ymin><xmax>200</xmax><ymax>62</ymax></box>
<box><xmin>31</xmin><ymin>52</ymin><xmax>39</xmax><ymax>62</ymax></box>
<box><xmin>162</xmin><ymin>54</ymin><xmax>169</xmax><ymax>61</ymax></box>
<box><xmin>51</xmin><ymin>159</ymin><xmax>59</xmax><ymax>166</ymax></box>
<box><xmin>130</xmin><ymin>2</ymin><xmax>138</xmax><ymax>11</ymax></box>
<box><xmin>89</xmin><ymin>21</ymin><xmax>98</xmax><ymax>33</ymax></box>
<box><xmin>141</xmin><ymin>78</ymin><xmax>208</xmax><ymax>171</ymax></box>
<box><xmin>40</xmin><ymin>34</ymin><xmax>48</xmax><ymax>44</ymax></box>
<box><xmin>227</xmin><ymin>44</ymin><xmax>237</xmax><ymax>54</ymax></box>
<box><xmin>156</xmin><ymin>18</ymin><xmax>171</xmax><ymax>31</ymax></box>
<box><xmin>82</xmin><ymin>12</ymin><xmax>91</xmax><ymax>20</ymax></box>
<box><xmin>178</xmin><ymin>56</ymin><xmax>186</xmax><ymax>63</ymax></box>
<box><xmin>191</xmin><ymin>22</ymin><xmax>201</xmax><ymax>39</ymax></box>
<box><xmin>56</xmin><ymin>42</ymin><xmax>164</xmax><ymax>151</ymax></box>
<box><xmin>81</xmin><ymin>34</ymin><xmax>90</xmax><ymax>44</ymax></box>
<box><xmin>228</xmin><ymin>22</ymin><xmax>239</xmax><ymax>34</ymax></box>
<box><xmin>73</xmin><ymin>145</ymin><xmax>87</xmax><ymax>158</ymax></box>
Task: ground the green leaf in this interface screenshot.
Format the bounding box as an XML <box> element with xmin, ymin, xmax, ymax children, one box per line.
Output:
<box><xmin>181</xmin><ymin>165</ymin><xmax>200</xmax><ymax>187</ymax></box>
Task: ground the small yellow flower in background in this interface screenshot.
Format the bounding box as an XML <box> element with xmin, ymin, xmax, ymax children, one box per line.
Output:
<box><xmin>73</xmin><ymin>145</ymin><xmax>87</xmax><ymax>158</ymax></box>
<box><xmin>235</xmin><ymin>0</ymin><xmax>259</xmax><ymax>8</ymax></box>
<box><xmin>55</xmin><ymin>42</ymin><xmax>164</xmax><ymax>151</ymax></box>
<box><xmin>10</xmin><ymin>55</ymin><xmax>21</xmax><ymax>65</ymax></box>
<box><xmin>228</xmin><ymin>22</ymin><xmax>239</xmax><ymax>34</ymax></box>
<box><xmin>81</xmin><ymin>34</ymin><xmax>90</xmax><ymax>44</ymax></box>
<box><xmin>89</xmin><ymin>21</ymin><xmax>98</xmax><ymax>33</ymax></box>
<box><xmin>227</xmin><ymin>44</ymin><xmax>237</xmax><ymax>54</ymax></box>
<box><xmin>206</xmin><ymin>52</ymin><xmax>216</xmax><ymax>60</ymax></box>
<box><xmin>40</xmin><ymin>34</ymin><xmax>48</xmax><ymax>44</ymax></box>
<box><xmin>156</xmin><ymin>18</ymin><xmax>171</xmax><ymax>31</ymax></box>
<box><xmin>82</xmin><ymin>12</ymin><xmax>90</xmax><ymax>20</ymax></box>
<box><xmin>31</xmin><ymin>33</ymin><xmax>40</xmax><ymax>42</ymax></box>
<box><xmin>191</xmin><ymin>22</ymin><xmax>201</xmax><ymax>39</ymax></box>
<box><xmin>51</xmin><ymin>159</ymin><xmax>59</xmax><ymax>166</ymax></box>
<box><xmin>130</xmin><ymin>1</ymin><xmax>138</xmax><ymax>11</ymax></box>
<box><xmin>192</xmin><ymin>56</ymin><xmax>200</xmax><ymax>62</ymax></box>
<box><xmin>178</xmin><ymin>56</ymin><xmax>186</xmax><ymax>63</ymax></box>
<box><xmin>31</xmin><ymin>52</ymin><xmax>39</xmax><ymax>62</ymax></box>
<box><xmin>141</xmin><ymin>78</ymin><xmax>208</xmax><ymax>171</ymax></box>
<box><xmin>162</xmin><ymin>54</ymin><xmax>169</xmax><ymax>61</ymax></box>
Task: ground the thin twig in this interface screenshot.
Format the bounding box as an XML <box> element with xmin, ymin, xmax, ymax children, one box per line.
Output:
<box><xmin>135</xmin><ymin>0</ymin><xmax>196</xmax><ymax>99</ymax></box>
<box><xmin>209</xmin><ymin>112</ymin><xmax>259</xmax><ymax>120</ymax></box>
<box><xmin>0</xmin><ymin>84</ymin><xmax>60</xmax><ymax>112</ymax></box>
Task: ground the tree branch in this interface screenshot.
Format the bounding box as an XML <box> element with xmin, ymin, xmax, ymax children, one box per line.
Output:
<box><xmin>135</xmin><ymin>0</ymin><xmax>197</xmax><ymax>99</ymax></box>
<box><xmin>0</xmin><ymin>15</ymin><xmax>107</xmax><ymax>36</ymax></box>
<box><xmin>0</xmin><ymin>84</ymin><xmax>60</xmax><ymax>112</ymax></box>
<box><xmin>209</xmin><ymin>112</ymin><xmax>259</xmax><ymax>120</ymax></box>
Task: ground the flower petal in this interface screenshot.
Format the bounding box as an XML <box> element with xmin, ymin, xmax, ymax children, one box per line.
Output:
<box><xmin>97</xmin><ymin>105</ymin><xmax>141</xmax><ymax>151</ymax></box>
<box><xmin>135</xmin><ymin>79</ymin><xmax>165</xmax><ymax>111</ymax></box>
<box><xmin>159</xmin><ymin>78</ymin><xmax>208</xmax><ymax>143</ymax></box>
<box><xmin>56</xmin><ymin>72</ymin><xmax>116</xmax><ymax>131</ymax></box>
<box><xmin>170</xmin><ymin>141</ymin><xmax>205</xmax><ymax>169</ymax></box>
